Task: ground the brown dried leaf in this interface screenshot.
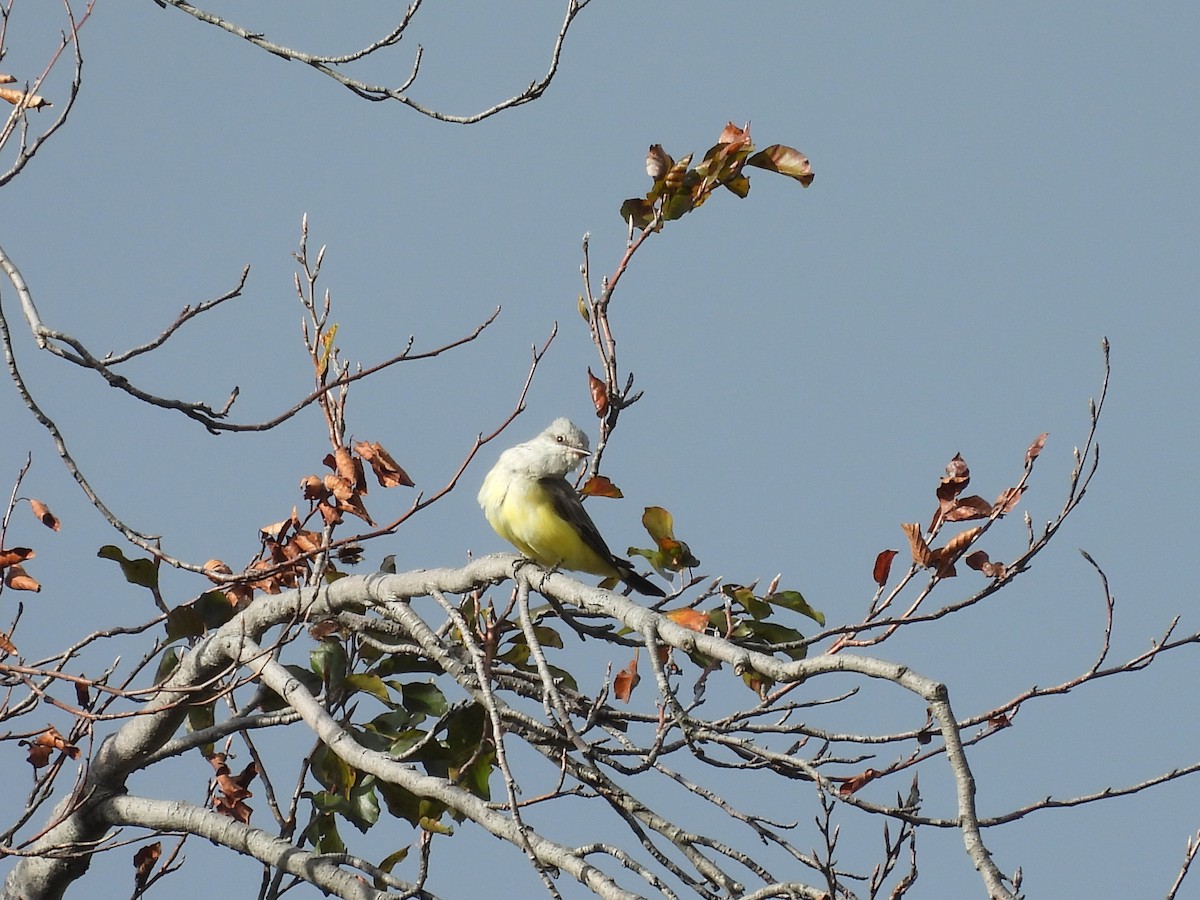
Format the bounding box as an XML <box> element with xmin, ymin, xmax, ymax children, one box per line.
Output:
<box><xmin>133</xmin><ymin>842</ymin><xmax>161</xmax><ymax>890</ymax></box>
<box><xmin>22</xmin><ymin>726</ymin><xmax>79</xmax><ymax>768</ymax></box>
<box><xmin>587</xmin><ymin>368</ymin><xmax>609</xmax><ymax>419</ymax></box>
<box><xmin>317</xmin><ymin>500</ymin><xmax>343</xmax><ymax>527</ymax></box>
<box><xmin>965</xmin><ymin>550</ymin><xmax>1007</xmax><ymax>580</ymax></box>
<box><xmin>28</xmin><ymin>499</ymin><xmax>60</xmax><ymax>531</ymax></box>
<box><xmin>300</xmin><ymin>474</ymin><xmax>328</xmax><ymax>500</ymax></box>
<box><xmin>0</xmin><ymin>631</ymin><xmax>16</xmax><ymax>656</ymax></box>
<box><xmin>0</xmin><ymin>74</ymin><xmax>16</xmax><ymax>85</ymax></box>
<box><xmin>872</xmin><ymin>549</ymin><xmax>898</xmax><ymax>586</ymax></box>
<box><xmin>354</xmin><ymin>441</ymin><xmax>415</xmax><ymax>488</ymax></box>
<box><xmin>0</xmin><ymin>87</ymin><xmax>51</xmax><ymax>109</ymax></box>
<box><xmin>900</xmin><ymin>523</ymin><xmax>931</xmax><ymax>567</ymax></box>
<box><xmin>941</xmin><ymin>527</ymin><xmax>982</xmax><ymax>558</ymax></box>
<box><xmin>323</xmin><ymin>473</ymin><xmax>355</xmax><ymax>502</ymax></box>
<box><xmin>1026</xmin><ymin>432</ymin><xmax>1048</xmax><ymax>464</ymax></box>
<box><xmin>993</xmin><ymin>486</ymin><xmax>1024</xmax><ymax>516</ymax></box>
<box><xmin>943</xmin><ymin>495</ymin><xmax>993</xmax><ymax>522</ymax></box>
<box><xmin>581</xmin><ymin>475</ymin><xmax>623</xmax><ymax>499</ymax></box>
<box><xmin>203</xmin><ymin>559</ymin><xmax>233</xmax><ymax>583</ymax></box>
<box><xmin>5</xmin><ymin>564</ymin><xmax>40</xmax><ymax>592</ymax></box>
<box><xmin>718</xmin><ymin>121</ymin><xmax>751</xmax><ymax>149</ymax></box>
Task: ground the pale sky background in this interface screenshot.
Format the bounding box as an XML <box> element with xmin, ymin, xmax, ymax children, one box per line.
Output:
<box><xmin>3</xmin><ymin>2</ymin><xmax>1199</xmax><ymax>897</ymax></box>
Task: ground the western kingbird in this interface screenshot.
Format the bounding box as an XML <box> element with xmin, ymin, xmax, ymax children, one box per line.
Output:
<box><xmin>478</xmin><ymin>418</ymin><xmax>665</xmax><ymax>597</ymax></box>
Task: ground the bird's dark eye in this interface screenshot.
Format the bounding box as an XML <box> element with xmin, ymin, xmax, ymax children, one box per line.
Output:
<box><xmin>556</xmin><ymin>435</ymin><xmax>565</xmax><ymax>444</ymax></box>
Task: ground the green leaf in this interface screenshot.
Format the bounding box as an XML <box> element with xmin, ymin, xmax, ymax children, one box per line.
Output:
<box><xmin>97</xmin><ymin>545</ymin><xmax>159</xmax><ymax>589</ymax></box>
<box><xmin>310</xmin><ymin>640</ymin><xmax>348</xmax><ymax>695</ymax></box>
<box><xmin>187</xmin><ymin>701</ymin><xmax>216</xmax><ymax>756</ymax></box>
<box><xmin>304</xmin><ymin>809</ymin><xmax>346</xmax><ymax>854</ymax></box>
<box><xmin>165</xmin><ymin>605</ymin><xmax>205</xmax><ymax>643</ymax></box>
<box><xmin>195</xmin><ymin>590</ymin><xmax>237</xmax><ymax>628</ymax></box>
<box><xmin>766</xmin><ymin>590</ymin><xmax>825</xmax><ymax>626</ymax></box>
<box><xmin>723</xmin><ymin>584</ymin><xmax>771</xmax><ymax>620</ymax></box>
<box><xmin>400</xmin><ymin>681</ymin><xmax>448</xmax><ymax>717</ymax></box>
<box><xmin>345</xmin><ymin>673</ymin><xmax>391</xmax><ymax>705</ymax></box>
<box><xmin>345</xmin><ymin>776</ymin><xmax>381</xmax><ymax>833</ymax></box>
<box><xmin>619</xmin><ymin>196</ymin><xmax>656</xmax><ymax>229</ymax></box>
<box><xmin>722</xmin><ymin>173</ymin><xmax>751</xmax><ymax>198</ymax></box>
<box><xmin>744</xmin><ymin>620</ymin><xmax>808</xmax><ymax>661</ymax></box>
<box><xmin>260</xmin><ymin>664</ymin><xmax>322</xmax><ymax>712</ymax></box>
<box><xmin>154</xmin><ymin>647</ymin><xmax>180</xmax><ymax>685</ymax></box>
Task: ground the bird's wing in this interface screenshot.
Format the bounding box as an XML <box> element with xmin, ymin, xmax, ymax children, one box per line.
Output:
<box><xmin>540</xmin><ymin>477</ymin><xmax>618</xmax><ymax>563</ymax></box>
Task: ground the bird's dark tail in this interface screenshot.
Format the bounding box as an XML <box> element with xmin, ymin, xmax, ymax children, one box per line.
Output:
<box><xmin>618</xmin><ymin>563</ymin><xmax>666</xmax><ymax>597</ymax></box>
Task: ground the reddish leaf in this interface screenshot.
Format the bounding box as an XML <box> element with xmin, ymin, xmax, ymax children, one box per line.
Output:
<box><xmin>28</xmin><ymin>499</ymin><xmax>60</xmax><ymax>531</ymax></box>
<box><xmin>665</xmin><ymin>608</ymin><xmax>709</xmax><ymax>632</ymax></box>
<box><xmin>988</xmin><ymin>713</ymin><xmax>1012</xmax><ymax>730</ymax></box>
<box><xmin>872</xmin><ymin>549</ymin><xmax>898</xmax><ymax>586</ymax></box>
<box><xmin>581</xmin><ymin>475</ymin><xmax>623</xmax><ymax>499</ymax></box>
<box><xmin>587</xmin><ymin>368</ymin><xmax>609</xmax><ymax>419</ymax></box>
<box><xmin>0</xmin><ymin>632</ymin><xmax>16</xmax><ymax>656</ymax></box>
<box><xmin>0</xmin><ymin>547</ymin><xmax>34</xmax><ymax>568</ymax></box>
<box><xmin>838</xmin><ymin>768</ymin><xmax>878</xmax><ymax>795</ymax></box>
<box><xmin>614</xmin><ymin>653</ymin><xmax>640</xmax><ymax>703</ymax></box>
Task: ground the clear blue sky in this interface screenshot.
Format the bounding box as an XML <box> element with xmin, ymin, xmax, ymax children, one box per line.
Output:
<box><xmin>3</xmin><ymin>2</ymin><xmax>1198</xmax><ymax>896</ymax></box>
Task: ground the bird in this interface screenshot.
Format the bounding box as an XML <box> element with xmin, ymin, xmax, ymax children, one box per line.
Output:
<box><xmin>478</xmin><ymin>418</ymin><xmax>665</xmax><ymax>597</ymax></box>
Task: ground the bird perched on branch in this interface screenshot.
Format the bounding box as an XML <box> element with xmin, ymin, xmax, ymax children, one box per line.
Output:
<box><xmin>478</xmin><ymin>418</ymin><xmax>665</xmax><ymax>597</ymax></box>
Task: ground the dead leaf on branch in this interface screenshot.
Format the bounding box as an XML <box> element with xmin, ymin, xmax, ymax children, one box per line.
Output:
<box><xmin>614</xmin><ymin>652</ymin><xmax>640</xmax><ymax>703</ymax></box>
<box><xmin>965</xmin><ymin>550</ymin><xmax>1007</xmax><ymax>580</ymax></box>
<box><xmin>133</xmin><ymin>842</ymin><xmax>162</xmax><ymax>891</ymax></box>
<box><xmin>902</xmin><ymin>524</ymin><xmax>982</xmax><ymax>578</ymax></box>
<box><xmin>28</xmin><ymin>499</ymin><xmax>60</xmax><ymax>531</ymax></box>
<box><xmin>587</xmin><ymin>368</ymin><xmax>609</xmax><ymax>418</ymax></box>
<box><xmin>354</xmin><ymin>441</ymin><xmax>414</xmax><ymax>488</ymax></box>
<box><xmin>0</xmin><ymin>87</ymin><xmax>51</xmax><ymax>110</ymax></box>
<box><xmin>21</xmin><ymin>726</ymin><xmax>80</xmax><ymax>769</ymax></box>
<box><xmin>838</xmin><ymin>767</ymin><xmax>879</xmax><ymax>795</ymax></box>
<box><xmin>872</xmin><ymin>549</ymin><xmax>898</xmax><ymax>586</ymax></box>
<box><xmin>0</xmin><ymin>547</ymin><xmax>34</xmax><ymax>569</ymax></box>
<box><xmin>4</xmin><ymin>564</ymin><xmax>40</xmax><ymax>592</ymax></box>
<box><xmin>208</xmin><ymin>753</ymin><xmax>258</xmax><ymax>824</ymax></box>
<box><xmin>1026</xmin><ymin>432</ymin><xmax>1049</xmax><ymax>464</ymax></box>
<box><xmin>665</xmin><ymin>608</ymin><xmax>709</xmax><ymax>632</ymax></box>
<box><xmin>581</xmin><ymin>475</ymin><xmax>623</xmax><ymax>499</ymax></box>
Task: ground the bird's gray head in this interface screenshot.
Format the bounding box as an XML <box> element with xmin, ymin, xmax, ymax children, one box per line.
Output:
<box><xmin>526</xmin><ymin>418</ymin><xmax>590</xmax><ymax>478</ymax></box>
